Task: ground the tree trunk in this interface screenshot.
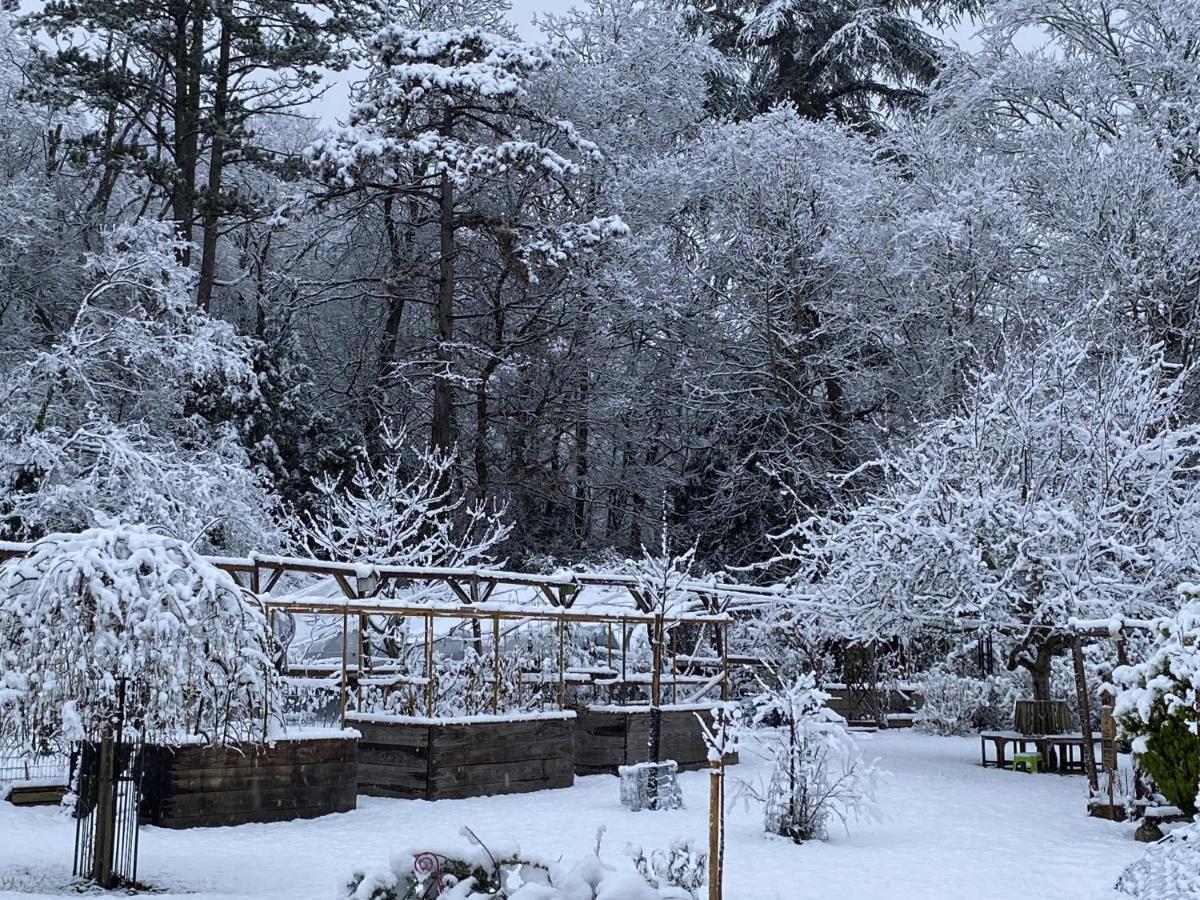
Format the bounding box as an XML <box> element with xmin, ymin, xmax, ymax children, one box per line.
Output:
<box><xmin>431</xmin><ymin>169</ymin><xmax>455</xmax><ymax>453</ymax></box>
<box><xmin>474</xmin><ymin>377</ymin><xmax>491</xmax><ymax>494</ymax></box>
<box><xmin>171</xmin><ymin>5</ymin><xmax>203</xmax><ymax>263</ymax></box>
<box><xmin>197</xmin><ymin>19</ymin><xmax>231</xmax><ymax>311</ymax></box>
<box><xmin>574</xmin><ymin>369</ymin><xmax>590</xmax><ymax>547</ymax></box>
<box><xmin>1028</xmin><ymin>640</ymin><xmax>1055</xmax><ymax>702</ymax></box>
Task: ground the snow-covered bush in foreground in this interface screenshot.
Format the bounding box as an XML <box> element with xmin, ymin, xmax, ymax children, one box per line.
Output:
<box><xmin>1113</xmin><ymin>586</ymin><xmax>1200</xmax><ymax>816</ymax></box>
<box><xmin>0</xmin><ymin>526</ymin><xmax>280</xmax><ymax>749</ymax></box>
<box><xmin>915</xmin><ymin>671</ymin><xmax>1022</xmax><ymax>736</ymax></box>
<box><xmin>1115</xmin><ymin>822</ymin><xmax>1200</xmax><ymax>900</ymax></box>
<box><xmin>749</xmin><ymin>673</ymin><xmax>882</xmax><ymax>843</ymax></box>
<box><xmin>340</xmin><ymin>830</ymin><xmax>703</xmax><ymax>899</ymax></box>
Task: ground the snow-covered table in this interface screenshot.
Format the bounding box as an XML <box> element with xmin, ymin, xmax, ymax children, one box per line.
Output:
<box><xmin>980</xmin><ymin>731</ymin><xmax>1102</xmax><ymax>773</ymax></box>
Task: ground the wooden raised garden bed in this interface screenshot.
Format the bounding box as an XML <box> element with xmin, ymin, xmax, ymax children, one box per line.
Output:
<box><xmin>574</xmin><ymin>704</ymin><xmax>737</xmax><ymax>775</ymax></box>
<box><xmin>350</xmin><ymin>711</ymin><xmax>576</xmax><ymax>801</ymax></box>
<box><xmin>138</xmin><ymin>735</ymin><xmax>358</xmax><ymax>829</ymax></box>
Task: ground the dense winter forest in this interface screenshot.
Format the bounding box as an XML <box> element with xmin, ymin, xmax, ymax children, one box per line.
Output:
<box><xmin>2</xmin><ymin>0</ymin><xmax>1199</xmax><ymax>595</ymax></box>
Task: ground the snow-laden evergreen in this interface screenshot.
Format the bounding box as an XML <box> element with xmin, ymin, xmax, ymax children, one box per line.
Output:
<box><xmin>1113</xmin><ymin>585</ymin><xmax>1200</xmax><ymax>815</ymax></box>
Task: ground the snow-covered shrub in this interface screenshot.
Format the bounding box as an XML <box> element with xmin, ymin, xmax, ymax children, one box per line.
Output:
<box><xmin>1113</xmin><ymin>588</ymin><xmax>1200</xmax><ymax>816</ymax></box>
<box><xmin>284</xmin><ymin>424</ymin><xmax>510</xmax><ymax>568</ymax></box>
<box><xmin>0</xmin><ymin>526</ymin><xmax>281</xmax><ymax>749</ymax></box>
<box><xmin>1115</xmin><ymin>822</ymin><xmax>1200</xmax><ymax>899</ymax></box>
<box><xmin>340</xmin><ymin>830</ymin><xmax>693</xmax><ymax>900</ymax></box>
<box><xmin>749</xmin><ymin>673</ymin><xmax>882</xmax><ymax>843</ymax></box>
<box><xmin>915</xmin><ymin>671</ymin><xmax>1022</xmax><ymax>735</ymax></box>
<box><xmin>626</xmin><ymin>840</ymin><xmax>706</xmax><ymax>897</ymax></box>
<box><xmin>0</xmin><ymin>221</ymin><xmax>279</xmax><ymax>554</ymax></box>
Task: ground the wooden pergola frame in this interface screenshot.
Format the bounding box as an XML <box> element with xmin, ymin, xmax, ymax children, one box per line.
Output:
<box><xmin>266</xmin><ymin>595</ymin><xmax>732</xmax><ymax>725</ymax></box>
<box><xmin>0</xmin><ymin>541</ymin><xmax>776</xmax><ymax>614</ymax></box>
<box><xmin>0</xmin><ymin>538</ymin><xmax>752</xmax><ymax>729</ymax></box>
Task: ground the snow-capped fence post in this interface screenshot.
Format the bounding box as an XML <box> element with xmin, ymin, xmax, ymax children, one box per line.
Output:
<box><xmin>492</xmin><ymin>614</ymin><xmax>502</xmax><ymax>715</ymax></box>
<box><xmin>558</xmin><ymin>617</ymin><xmax>567</xmax><ymax>709</ymax></box>
<box><xmin>424</xmin><ymin>614</ymin><xmax>435</xmax><ymax>716</ymax></box>
<box><xmin>340</xmin><ymin>609</ymin><xmax>349</xmax><ymax>728</ymax></box>
<box><xmin>708</xmin><ymin>753</ymin><xmax>723</xmax><ymax>900</ymax></box>
<box><xmin>698</xmin><ymin>703</ymin><xmax>736</xmax><ymax>900</ymax></box>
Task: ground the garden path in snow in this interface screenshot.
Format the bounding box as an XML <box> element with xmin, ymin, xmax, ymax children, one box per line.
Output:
<box><xmin>0</xmin><ymin>731</ymin><xmax>1148</xmax><ymax>900</ymax></box>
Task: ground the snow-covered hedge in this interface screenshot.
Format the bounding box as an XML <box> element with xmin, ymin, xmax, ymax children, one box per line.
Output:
<box><xmin>0</xmin><ymin>525</ymin><xmax>280</xmax><ymax>748</ymax></box>
<box><xmin>341</xmin><ymin>833</ymin><xmax>705</xmax><ymax>900</ymax></box>
<box><xmin>1113</xmin><ymin>587</ymin><xmax>1200</xmax><ymax>816</ymax></box>
<box><xmin>914</xmin><ymin>672</ymin><xmax>1022</xmax><ymax>736</ymax></box>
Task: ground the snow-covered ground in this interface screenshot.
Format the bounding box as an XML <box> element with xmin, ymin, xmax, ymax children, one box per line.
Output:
<box><xmin>0</xmin><ymin>731</ymin><xmax>1148</xmax><ymax>900</ymax></box>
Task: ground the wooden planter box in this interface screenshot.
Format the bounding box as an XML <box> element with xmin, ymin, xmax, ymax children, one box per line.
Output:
<box><xmin>349</xmin><ymin>711</ymin><xmax>576</xmax><ymax>801</ymax></box>
<box><xmin>138</xmin><ymin>735</ymin><xmax>358</xmax><ymax>829</ymax></box>
<box><xmin>574</xmin><ymin>704</ymin><xmax>737</xmax><ymax>775</ymax></box>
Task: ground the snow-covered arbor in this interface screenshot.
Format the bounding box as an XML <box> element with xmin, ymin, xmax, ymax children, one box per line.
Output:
<box><xmin>775</xmin><ymin>338</ymin><xmax>1200</xmax><ymax>700</ymax></box>
<box><xmin>0</xmin><ymin>525</ymin><xmax>280</xmax><ymax>751</ymax></box>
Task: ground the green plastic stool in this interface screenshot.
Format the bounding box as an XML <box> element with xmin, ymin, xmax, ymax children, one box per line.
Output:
<box><xmin>1012</xmin><ymin>751</ymin><xmax>1041</xmax><ymax>773</ymax></box>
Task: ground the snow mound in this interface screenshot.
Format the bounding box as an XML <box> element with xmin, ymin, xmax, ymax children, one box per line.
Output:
<box><xmin>1115</xmin><ymin>825</ymin><xmax>1200</xmax><ymax>900</ymax></box>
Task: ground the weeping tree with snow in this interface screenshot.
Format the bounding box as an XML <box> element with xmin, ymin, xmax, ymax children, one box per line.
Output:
<box><xmin>0</xmin><ymin>526</ymin><xmax>281</xmax><ymax>753</ymax></box>
<box><xmin>1114</xmin><ymin>585</ymin><xmax>1200</xmax><ymax>817</ymax></box>
<box><xmin>749</xmin><ymin>672</ymin><xmax>881</xmax><ymax>842</ymax></box>
<box><xmin>776</xmin><ymin>338</ymin><xmax>1200</xmax><ymax>702</ymax></box>
<box><xmin>0</xmin><ymin>221</ymin><xmax>278</xmax><ymax>554</ymax></box>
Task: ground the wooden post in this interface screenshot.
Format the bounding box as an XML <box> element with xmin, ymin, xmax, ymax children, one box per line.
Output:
<box><xmin>425</xmin><ymin>614</ymin><xmax>435</xmax><ymax>717</ymax></box>
<box><xmin>492</xmin><ymin>614</ymin><xmax>501</xmax><ymax>715</ymax></box>
<box><xmin>720</xmin><ymin>621</ymin><xmax>730</xmax><ymax>702</ymax></box>
<box><xmin>649</xmin><ymin>614</ymin><xmax>664</xmax><ymax>776</ymax></box>
<box><xmin>650</xmin><ymin>615</ymin><xmax>663</xmax><ymax>709</ymax></box>
<box><xmin>1070</xmin><ymin>632</ymin><xmax>1099</xmax><ymax>793</ymax></box>
<box><xmin>92</xmin><ymin>732</ymin><xmax>118</xmax><ymax>888</ymax></box>
<box><xmin>708</xmin><ymin>753</ymin><xmax>722</xmax><ymax>900</ymax></box>
<box><xmin>670</xmin><ymin>622</ymin><xmax>678</xmax><ymax>705</ymax></box>
<box><xmin>340</xmin><ymin>609</ymin><xmax>349</xmax><ymax>728</ymax></box>
<box><xmin>621</xmin><ymin>619</ymin><xmax>629</xmax><ymax>704</ymax></box>
<box><xmin>557</xmin><ymin>617</ymin><xmax>567</xmax><ymax>710</ymax></box>
<box><xmin>357</xmin><ymin>613</ymin><xmax>368</xmax><ymax>712</ymax></box>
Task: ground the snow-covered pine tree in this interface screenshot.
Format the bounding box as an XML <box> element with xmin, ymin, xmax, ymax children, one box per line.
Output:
<box><xmin>307</xmin><ymin>25</ymin><xmax>625</xmax><ymax>454</ymax></box>
<box><xmin>684</xmin><ymin>0</ymin><xmax>980</xmax><ymax>124</ymax></box>
<box><xmin>19</xmin><ymin>0</ymin><xmax>368</xmax><ymax>308</ymax></box>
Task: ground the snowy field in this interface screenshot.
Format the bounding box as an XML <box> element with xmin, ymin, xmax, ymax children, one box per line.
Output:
<box><xmin>0</xmin><ymin>731</ymin><xmax>1147</xmax><ymax>900</ymax></box>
